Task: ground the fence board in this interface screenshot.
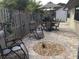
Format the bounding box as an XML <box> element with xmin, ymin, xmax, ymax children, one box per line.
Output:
<box><xmin>0</xmin><ymin>8</ymin><xmax>31</xmax><ymax>40</ymax></box>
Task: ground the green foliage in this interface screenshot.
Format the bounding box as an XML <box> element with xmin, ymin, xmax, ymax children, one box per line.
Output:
<box><xmin>26</xmin><ymin>0</ymin><xmax>42</xmax><ymax>12</ymax></box>
<box><xmin>1</xmin><ymin>0</ymin><xmax>28</xmax><ymax>10</ymax></box>
<box><xmin>2</xmin><ymin>0</ymin><xmax>17</xmax><ymax>9</ymax></box>
<box><xmin>16</xmin><ymin>0</ymin><xmax>28</xmax><ymax>10</ymax></box>
<box><xmin>1</xmin><ymin>0</ymin><xmax>42</xmax><ymax>11</ymax></box>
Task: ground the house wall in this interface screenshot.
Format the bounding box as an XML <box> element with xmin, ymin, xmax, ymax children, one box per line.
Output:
<box><xmin>68</xmin><ymin>8</ymin><xmax>79</xmax><ymax>35</ymax></box>
<box><xmin>75</xmin><ymin>21</ymin><xmax>79</xmax><ymax>35</ymax></box>
<box><xmin>67</xmin><ymin>8</ymin><xmax>76</xmax><ymax>31</ymax></box>
<box><xmin>56</xmin><ymin>8</ymin><xmax>67</xmax><ymax>22</ymax></box>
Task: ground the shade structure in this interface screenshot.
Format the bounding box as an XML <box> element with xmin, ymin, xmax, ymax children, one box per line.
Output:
<box><xmin>41</xmin><ymin>2</ymin><xmax>61</xmax><ymax>10</ymax></box>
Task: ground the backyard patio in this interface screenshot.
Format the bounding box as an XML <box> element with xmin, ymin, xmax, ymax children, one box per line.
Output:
<box><xmin>22</xmin><ymin>22</ymin><xmax>79</xmax><ymax>59</ymax></box>
<box><xmin>0</xmin><ymin>0</ymin><xmax>79</xmax><ymax>59</ymax></box>
<box><xmin>0</xmin><ymin>12</ymin><xmax>78</xmax><ymax>59</ymax></box>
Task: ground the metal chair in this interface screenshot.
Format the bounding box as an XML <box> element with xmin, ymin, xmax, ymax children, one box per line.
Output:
<box><xmin>2</xmin><ymin>23</ymin><xmax>29</xmax><ymax>59</ymax></box>
<box><xmin>29</xmin><ymin>21</ymin><xmax>44</xmax><ymax>39</ymax></box>
<box><xmin>54</xmin><ymin>19</ymin><xmax>61</xmax><ymax>30</ymax></box>
<box><xmin>33</xmin><ymin>25</ymin><xmax>44</xmax><ymax>39</ymax></box>
<box><xmin>29</xmin><ymin>20</ymin><xmax>37</xmax><ymax>33</ymax></box>
<box><xmin>4</xmin><ymin>37</ymin><xmax>29</xmax><ymax>59</ymax></box>
<box><xmin>2</xmin><ymin>28</ymin><xmax>29</xmax><ymax>59</ymax></box>
<box><xmin>0</xmin><ymin>44</ymin><xmax>25</xmax><ymax>59</ymax></box>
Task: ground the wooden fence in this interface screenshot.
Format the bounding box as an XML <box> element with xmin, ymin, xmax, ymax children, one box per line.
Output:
<box><xmin>0</xmin><ymin>8</ymin><xmax>32</xmax><ymax>40</ymax></box>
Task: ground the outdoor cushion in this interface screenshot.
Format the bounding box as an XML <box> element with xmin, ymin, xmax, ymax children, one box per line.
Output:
<box><xmin>12</xmin><ymin>46</ymin><xmax>21</xmax><ymax>51</ymax></box>
<box><xmin>12</xmin><ymin>44</ymin><xmax>24</xmax><ymax>51</ymax></box>
<box><xmin>3</xmin><ymin>49</ymin><xmax>11</xmax><ymax>55</ymax></box>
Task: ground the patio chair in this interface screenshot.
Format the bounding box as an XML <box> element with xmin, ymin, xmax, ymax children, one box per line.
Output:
<box><xmin>0</xmin><ymin>44</ymin><xmax>25</xmax><ymax>59</ymax></box>
<box><xmin>4</xmin><ymin>37</ymin><xmax>29</xmax><ymax>59</ymax></box>
<box><xmin>29</xmin><ymin>20</ymin><xmax>37</xmax><ymax>33</ymax></box>
<box><xmin>3</xmin><ymin>30</ymin><xmax>29</xmax><ymax>59</ymax></box>
<box><xmin>54</xmin><ymin>19</ymin><xmax>61</xmax><ymax>30</ymax></box>
<box><xmin>33</xmin><ymin>25</ymin><xmax>44</xmax><ymax>39</ymax></box>
<box><xmin>0</xmin><ymin>23</ymin><xmax>29</xmax><ymax>59</ymax></box>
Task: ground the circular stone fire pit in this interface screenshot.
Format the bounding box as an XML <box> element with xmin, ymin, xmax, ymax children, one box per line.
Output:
<box><xmin>33</xmin><ymin>41</ymin><xmax>65</xmax><ymax>56</ymax></box>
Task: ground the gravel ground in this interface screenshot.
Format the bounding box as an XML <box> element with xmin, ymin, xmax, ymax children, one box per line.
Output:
<box><xmin>0</xmin><ymin>23</ymin><xmax>78</xmax><ymax>59</ymax></box>
<box><xmin>23</xmin><ymin>23</ymin><xmax>79</xmax><ymax>59</ymax></box>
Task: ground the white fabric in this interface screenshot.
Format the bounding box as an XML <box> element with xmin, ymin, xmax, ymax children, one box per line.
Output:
<box><xmin>3</xmin><ymin>49</ymin><xmax>11</xmax><ymax>55</ymax></box>
<box><xmin>12</xmin><ymin>44</ymin><xmax>24</xmax><ymax>51</ymax></box>
<box><xmin>12</xmin><ymin>46</ymin><xmax>21</xmax><ymax>51</ymax></box>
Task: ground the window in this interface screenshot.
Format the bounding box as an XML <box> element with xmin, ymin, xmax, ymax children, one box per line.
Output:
<box><xmin>75</xmin><ymin>7</ymin><xmax>79</xmax><ymax>21</ymax></box>
<box><xmin>67</xmin><ymin>13</ymin><xmax>70</xmax><ymax>18</ymax></box>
